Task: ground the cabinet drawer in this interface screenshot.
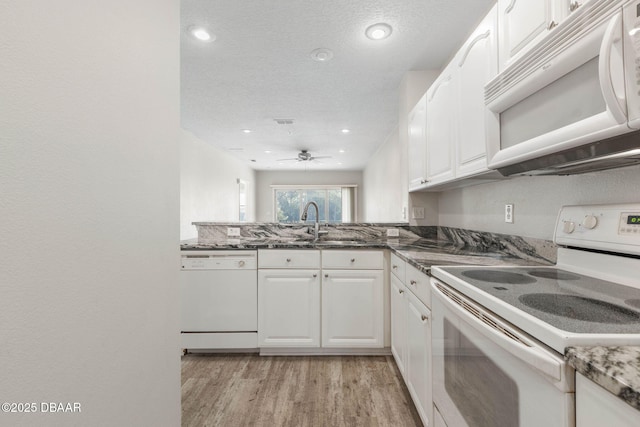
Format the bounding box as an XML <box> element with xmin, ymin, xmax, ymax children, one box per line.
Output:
<box><xmin>405</xmin><ymin>263</ymin><xmax>431</xmax><ymax>308</ymax></box>
<box><xmin>321</xmin><ymin>250</ymin><xmax>383</xmax><ymax>270</ymax></box>
<box><xmin>258</xmin><ymin>250</ymin><xmax>320</xmax><ymax>268</ymax></box>
<box><xmin>390</xmin><ymin>252</ymin><xmax>406</xmax><ymax>282</ymax></box>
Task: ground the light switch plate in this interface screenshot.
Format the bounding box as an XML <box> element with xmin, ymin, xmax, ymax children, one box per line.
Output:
<box><xmin>227</xmin><ymin>227</ymin><xmax>241</xmax><ymax>237</ymax></box>
<box><xmin>412</xmin><ymin>207</ymin><xmax>425</xmax><ymax>219</ymax></box>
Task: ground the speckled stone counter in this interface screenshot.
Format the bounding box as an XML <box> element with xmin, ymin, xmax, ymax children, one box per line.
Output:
<box><xmin>181</xmin><ymin>225</ymin><xmax>556</xmax><ymax>272</ymax></box>
<box><xmin>566</xmin><ymin>346</ymin><xmax>640</xmax><ymax>411</ymax></box>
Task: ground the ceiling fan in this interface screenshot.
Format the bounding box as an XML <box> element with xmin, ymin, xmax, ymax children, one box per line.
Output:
<box><xmin>277</xmin><ymin>150</ymin><xmax>332</xmax><ymax>162</ymax></box>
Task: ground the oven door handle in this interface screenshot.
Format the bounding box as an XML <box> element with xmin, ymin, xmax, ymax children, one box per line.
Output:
<box><xmin>432</xmin><ymin>281</ymin><xmax>563</xmax><ymax>382</ymax></box>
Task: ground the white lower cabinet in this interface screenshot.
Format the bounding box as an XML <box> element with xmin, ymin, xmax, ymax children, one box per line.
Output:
<box><xmin>576</xmin><ymin>372</ymin><xmax>640</xmax><ymax>427</ymax></box>
<box><xmin>257</xmin><ymin>269</ymin><xmax>320</xmax><ymax>347</ymax></box>
<box><xmin>322</xmin><ymin>269</ymin><xmax>384</xmax><ymax>348</ymax></box>
<box><xmin>390</xmin><ymin>257</ymin><xmax>433</xmax><ymax>427</ymax></box>
<box><xmin>258</xmin><ymin>249</ymin><xmax>385</xmax><ymax>351</ymax></box>
<box><xmin>433</xmin><ymin>405</ymin><xmax>448</xmax><ymax>427</ymax></box>
<box><xmin>406</xmin><ymin>290</ymin><xmax>433</xmax><ymax>427</ymax></box>
<box><xmin>390</xmin><ymin>274</ymin><xmax>408</xmax><ymax>376</ymax></box>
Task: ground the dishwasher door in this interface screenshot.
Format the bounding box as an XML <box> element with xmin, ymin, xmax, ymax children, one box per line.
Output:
<box><xmin>181</xmin><ymin>269</ymin><xmax>257</xmax><ymax>332</ymax></box>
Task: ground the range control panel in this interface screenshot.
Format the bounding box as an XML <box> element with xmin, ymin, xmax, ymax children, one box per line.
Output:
<box><xmin>620</xmin><ymin>212</ymin><xmax>640</xmax><ymax>235</ymax></box>
<box><xmin>555</xmin><ymin>203</ymin><xmax>640</xmax><ymax>256</ymax></box>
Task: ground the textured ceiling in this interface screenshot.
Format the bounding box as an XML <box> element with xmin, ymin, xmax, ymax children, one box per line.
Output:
<box><xmin>181</xmin><ymin>0</ymin><xmax>494</xmax><ymax>171</ymax></box>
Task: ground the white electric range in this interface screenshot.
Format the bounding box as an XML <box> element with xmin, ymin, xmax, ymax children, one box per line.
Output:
<box><xmin>430</xmin><ymin>203</ymin><xmax>640</xmax><ymax>427</ymax></box>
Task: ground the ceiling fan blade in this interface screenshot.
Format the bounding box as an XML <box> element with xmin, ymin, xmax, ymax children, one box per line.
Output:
<box><xmin>310</xmin><ymin>156</ymin><xmax>332</xmax><ymax>160</ymax></box>
<box><xmin>275</xmin><ymin>157</ymin><xmax>299</xmax><ymax>161</ymax></box>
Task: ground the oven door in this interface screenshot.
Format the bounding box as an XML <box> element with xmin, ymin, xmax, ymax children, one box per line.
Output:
<box><xmin>431</xmin><ymin>280</ymin><xmax>574</xmax><ymax>427</ymax></box>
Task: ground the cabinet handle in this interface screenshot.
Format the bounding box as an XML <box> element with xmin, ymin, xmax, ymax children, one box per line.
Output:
<box><xmin>410</xmin><ymin>280</ymin><xmax>417</xmax><ymax>286</ymax></box>
<box><xmin>399</xmin><ymin>290</ymin><xmax>404</xmax><ymax>294</ymax></box>
<box><xmin>570</xmin><ymin>0</ymin><xmax>581</xmax><ymax>12</ymax></box>
<box><xmin>324</xmin><ymin>274</ymin><xmax>329</xmax><ymax>278</ymax></box>
<box><xmin>547</xmin><ymin>20</ymin><xmax>558</xmax><ymax>30</ymax></box>
<box><xmin>350</xmin><ymin>258</ymin><xmax>356</xmax><ymax>263</ymax></box>
<box><xmin>313</xmin><ymin>274</ymin><xmax>317</xmax><ymax>278</ymax></box>
<box><xmin>392</xmin><ymin>265</ymin><xmax>397</xmax><ymax>269</ymax></box>
<box><xmin>286</xmin><ymin>258</ymin><xmax>291</xmax><ymax>262</ymax></box>
<box><xmin>238</xmin><ymin>260</ymin><xmax>245</xmax><ymax>267</ymax></box>
<box><xmin>421</xmin><ymin>315</ymin><xmax>429</xmax><ymax>322</ymax></box>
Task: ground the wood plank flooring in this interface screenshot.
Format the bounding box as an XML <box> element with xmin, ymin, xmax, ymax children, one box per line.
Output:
<box><xmin>181</xmin><ymin>354</ymin><xmax>422</xmax><ymax>427</ymax></box>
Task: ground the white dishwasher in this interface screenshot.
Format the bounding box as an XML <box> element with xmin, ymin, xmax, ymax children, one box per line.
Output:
<box><xmin>181</xmin><ymin>250</ymin><xmax>258</xmax><ymax>351</ymax></box>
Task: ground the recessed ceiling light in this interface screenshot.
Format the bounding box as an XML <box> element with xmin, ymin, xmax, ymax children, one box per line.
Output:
<box><xmin>339</xmin><ymin>149</ymin><xmax>345</xmax><ymax>153</ymax></box>
<box><xmin>310</xmin><ymin>48</ymin><xmax>334</xmax><ymax>62</ymax></box>
<box><xmin>365</xmin><ymin>23</ymin><xmax>392</xmax><ymax>40</ymax></box>
<box><xmin>341</xmin><ymin>129</ymin><xmax>350</xmax><ymax>134</ymax></box>
<box><xmin>337</xmin><ymin>162</ymin><xmax>343</xmax><ymax>165</ymax></box>
<box><xmin>242</xmin><ymin>129</ymin><xmax>252</xmax><ymax>133</ymax></box>
<box><xmin>189</xmin><ymin>26</ymin><xmax>215</xmax><ymax>42</ymax></box>
<box><xmin>264</xmin><ymin>150</ymin><xmax>271</xmax><ymax>153</ymax></box>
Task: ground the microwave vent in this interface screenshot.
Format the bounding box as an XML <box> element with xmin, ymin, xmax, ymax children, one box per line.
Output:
<box><xmin>485</xmin><ymin>0</ymin><xmax>621</xmax><ymax>105</ymax></box>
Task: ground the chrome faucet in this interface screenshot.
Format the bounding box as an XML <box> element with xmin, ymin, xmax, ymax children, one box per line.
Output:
<box><xmin>301</xmin><ymin>201</ymin><xmax>327</xmax><ymax>241</ymax></box>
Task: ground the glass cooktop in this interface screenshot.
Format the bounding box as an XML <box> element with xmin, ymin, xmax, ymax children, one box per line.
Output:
<box><xmin>437</xmin><ymin>266</ymin><xmax>640</xmax><ymax>335</ymax></box>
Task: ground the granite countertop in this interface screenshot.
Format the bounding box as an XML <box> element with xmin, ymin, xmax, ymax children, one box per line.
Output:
<box><xmin>566</xmin><ymin>346</ymin><xmax>640</xmax><ymax>411</ymax></box>
<box><xmin>181</xmin><ymin>236</ymin><xmax>551</xmax><ymax>274</ymax></box>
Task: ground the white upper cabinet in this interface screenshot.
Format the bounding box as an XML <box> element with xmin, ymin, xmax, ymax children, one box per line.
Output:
<box><xmin>408</xmin><ymin>94</ymin><xmax>428</xmax><ymax>190</ymax></box>
<box><xmin>456</xmin><ymin>6</ymin><xmax>498</xmax><ymax>178</ymax></box>
<box><xmin>425</xmin><ymin>64</ymin><xmax>457</xmax><ymax>185</ymax></box>
<box><xmin>498</xmin><ymin>0</ymin><xmax>582</xmax><ymax>72</ymax></box>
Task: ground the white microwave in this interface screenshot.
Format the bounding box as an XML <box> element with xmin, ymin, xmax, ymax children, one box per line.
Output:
<box><xmin>484</xmin><ymin>0</ymin><xmax>640</xmax><ymax>176</ymax></box>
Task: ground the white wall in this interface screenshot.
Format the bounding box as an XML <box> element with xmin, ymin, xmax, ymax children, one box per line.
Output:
<box><xmin>181</xmin><ymin>130</ymin><xmax>256</xmax><ymax>240</ymax></box>
<box><xmin>0</xmin><ymin>2</ymin><xmax>180</xmax><ymax>426</ymax></box>
<box><xmin>362</xmin><ymin>128</ymin><xmax>406</xmax><ymax>222</ymax></box>
<box><xmin>255</xmin><ymin>170</ymin><xmax>363</xmax><ymax>222</ymax></box>
<box><xmin>438</xmin><ymin>165</ymin><xmax>640</xmax><ymax>240</ymax></box>
<box><xmin>362</xmin><ymin>70</ymin><xmax>439</xmax><ymax>224</ymax></box>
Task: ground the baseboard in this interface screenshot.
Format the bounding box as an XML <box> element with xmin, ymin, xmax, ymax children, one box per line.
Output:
<box><xmin>259</xmin><ymin>347</ymin><xmax>392</xmax><ymax>356</ymax></box>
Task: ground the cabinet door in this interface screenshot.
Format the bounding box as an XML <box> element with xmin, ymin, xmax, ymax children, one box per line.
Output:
<box><xmin>408</xmin><ymin>94</ymin><xmax>428</xmax><ymax>190</ymax></box>
<box><xmin>390</xmin><ymin>275</ymin><xmax>408</xmax><ymax>377</ymax></box>
<box><xmin>576</xmin><ymin>373</ymin><xmax>640</xmax><ymax>427</ymax></box>
<box><xmin>456</xmin><ymin>6</ymin><xmax>498</xmax><ymax>178</ymax></box>
<box><xmin>406</xmin><ymin>292</ymin><xmax>432</xmax><ymax>427</ymax></box>
<box><xmin>426</xmin><ymin>68</ymin><xmax>456</xmax><ymax>185</ymax></box>
<box><xmin>322</xmin><ymin>270</ymin><xmax>384</xmax><ymax>348</ymax></box>
<box><xmin>258</xmin><ymin>269</ymin><xmax>320</xmax><ymax>347</ymax></box>
<box><xmin>498</xmin><ymin>0</ymin><xmax>555</xmax><ymax>71</ymax></box>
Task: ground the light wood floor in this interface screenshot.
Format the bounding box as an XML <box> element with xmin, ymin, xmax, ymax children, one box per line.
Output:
<box><xmin>181</xmin><ymin>353</ymin><xmax>423</xmax><ymax>427</ymax></box>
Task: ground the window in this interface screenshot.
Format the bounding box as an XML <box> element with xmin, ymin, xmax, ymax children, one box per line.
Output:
<box><xmin>238</xmin><ymin>179</ymin><xmax>248</xmax><ymax>222</ymax></box>
<box><xmin>272</xmin><ymin>185</ymin><xmax>357</xmax><ymax>223</ymax></box>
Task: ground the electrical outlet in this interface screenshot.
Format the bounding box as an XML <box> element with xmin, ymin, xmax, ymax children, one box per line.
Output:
<box><xmin>386</xmin><ymin>229</ymin><xmax>400</xmax><ymax>237</ymax></box>
<box><xmin>227</xmin><ymin>227</ymin><xmax>241</xmax><ymax>237</ymax></box>
<box><xmin>505</xmin><ymin>204</ymin><xmax>514</xmax><ymax>223</ymax></box>
<box><xmin>412</xmin><ymin>207</ymin><xmax>425</xmax><ymax>220</ymax></box>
